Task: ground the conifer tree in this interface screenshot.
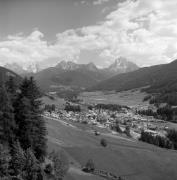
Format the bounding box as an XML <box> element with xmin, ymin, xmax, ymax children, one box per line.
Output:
<box><xmin>14</xmin><ymin>77</ymin><xmax>47</xmax><ymax>161</ymax></box>
<box><xmin>10</xmin><ymin>141</ymin><xmax>25</xmax><ymax>176</ymax></box>
<box><xmin>14</xmin><ymin>97</ymin><xmax>34</xmax><ymax>150</ymax></box>
<box><xmin>0</xmin><ymin>85</ymin><xmax>16</xmax><ymax>144</ymax></box>
<box><xmin>22</xmin><ymin>148</ymin><xmax>39</xmax><ymax>180</ymax></box>
<box><xmin>0</xmin><ymin>144</ymin><xmax>10</xmax><ymax>178</ymax></box>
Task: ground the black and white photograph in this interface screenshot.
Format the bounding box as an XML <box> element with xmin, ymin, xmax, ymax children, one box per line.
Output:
<box><xmin>0</xmin><ymin>0</ymin><xmax>177</xmax><ymax>179</ymax></box>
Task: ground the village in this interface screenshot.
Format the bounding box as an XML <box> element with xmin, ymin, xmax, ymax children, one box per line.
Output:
<box><xmin>43</xmin><ymin>100</ymin><xmax>169</xmax><ymax>140</ymax></box>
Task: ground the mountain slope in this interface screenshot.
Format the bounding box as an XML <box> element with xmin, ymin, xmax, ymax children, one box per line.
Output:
<box><xmin>90</xmin><ymin>59</ymin><xmax>177</xmax><ymax>93</ymax></box>
<box><xmin>33</xmin><ymin>63</ymin><xmax>107</xmax><ymax>91</ymax></box>
<box><xmin>0</xmin><ymin>66</ymin><xmax>22</xmax><ymax>84</ymax></box>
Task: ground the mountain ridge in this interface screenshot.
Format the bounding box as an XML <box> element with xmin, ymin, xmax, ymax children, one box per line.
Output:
<box><xmin>90</xmin><ymin>59</ymin><xmax>177</xmax><ymax>93</ymax></box>
<box><xmin>30</xmin><ymin>57</ymin><xmax>139</xmax><ymax>91</ymax></box>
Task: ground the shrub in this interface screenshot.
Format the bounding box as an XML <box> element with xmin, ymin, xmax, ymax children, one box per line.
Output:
<box><xmin>84</xmin><ymin>159</ymin><xmax>95</xmax><ymax>172</ymax></box>
<box><xmin>44</xmin><ymin>164</ymin><xmax>53</xmax><ymax>174</ymax></box>
<box><xmin>100</xmin><ymin>138</ymin><xmax>107</xmax><ymax>147</ymax></box>
<box><xmin>124</xmin><ymin>125</ymin><xmax>131</xmax><ymax>137</ymax></box>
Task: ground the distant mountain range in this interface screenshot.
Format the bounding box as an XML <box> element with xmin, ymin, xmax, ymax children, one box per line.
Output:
<box><xmin>3</xmin><ymin>58</ymin><xmax>177</xmax><ymax>96</ymax></box>
<box><xmin>29</xmin><ymin>57</ymin><xmax>138</xmax><ymax>91</ymax></box>
<box><xmin>90</xmin><ymin>59</ymin><xmax>177</xmax><ymax>93</ymax></box>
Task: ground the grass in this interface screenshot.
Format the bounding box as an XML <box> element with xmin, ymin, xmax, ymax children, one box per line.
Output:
<box><xmin>46</xmin><ymin>117</ymin><xmax>177</xmax><ymax>180</ymax></box>
<box><xmin>79</xmin><ymin>90</ymin><xmax>149</xmax><ymax>108</ymax></box>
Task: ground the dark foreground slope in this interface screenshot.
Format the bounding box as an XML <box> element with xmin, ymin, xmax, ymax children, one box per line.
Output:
<box><xmin>90</xmin><ymin>59</ymin><xmax>177</xmax><ymax>93</ymax></box>
<box><xmin>46</xmin><ymin>117</ymin><xmax>177</xmax><ymax>180</ymax></box>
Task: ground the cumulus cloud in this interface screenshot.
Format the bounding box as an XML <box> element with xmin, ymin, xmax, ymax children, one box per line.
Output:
<box><xmin>0</xmin><ymin>0</ymin><xmax>177</xmax><ymax>69</ymax></box>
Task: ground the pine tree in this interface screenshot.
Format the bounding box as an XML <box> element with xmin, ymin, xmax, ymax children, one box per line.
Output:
<box><xmin>0</xmin><ymin>85</ymin><xmax>16</xmax><ymax>144</ymax></box>
<box><xmin>22</xmin><ymin>148</ymin><xmax>39</xmax><ymax>180</ymax></box>
<box><xmin>0</xmin><ymin>144</ymin><xmax>10</xmax><ymax>178</ymax></box>
<box><xmin>14</xmin><ymin>97</ymin><xmax>34</xmax><ymax>150</ymax></box>
<box><xmin>14</xmin><ymin>77</ymin><xmax>47</xmax><ymax>161</ymax></box>
<box><xmin>10</xmin><ymin>141</ymin><xmax>25</xmax><ymax>176</ymax></box>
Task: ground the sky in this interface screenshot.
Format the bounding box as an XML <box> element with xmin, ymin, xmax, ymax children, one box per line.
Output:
<box><xmin>0</xmin><ymin>0</ymin><xmax>177</xmax><ymax>70</ymax></box>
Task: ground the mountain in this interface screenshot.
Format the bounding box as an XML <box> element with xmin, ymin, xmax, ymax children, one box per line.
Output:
<box><xmin>31</xmin><ymin>58</ymin><xmax>138</xmax><ymax>92</ymax></box>
<box><xmin>105</xmin><ymin>57</ymin><xmax>139</xmax><ymax>74</ymax></box>
<box><xmin>90</xmin><ymin>59</ymin><xmax>177</xmax><ymax>93</ymax></box>
<box><xmin>0</xmin><ymin>66</ymin><xmax>22</xmax><ymax>84</ymax></box>
<box><xmin>55</xmin><ymin>60</ymin><xmax>100</xmax><ymax>72</ymax></box>
<box><xmin>55</xmin><ymin>60</ymin><xmax>80</xmax><ymax>70</ymax></box>
<box><xmin>32</xmin><ymin>61</ymin><xmax>106</xmax><ymax>91</ymax></box>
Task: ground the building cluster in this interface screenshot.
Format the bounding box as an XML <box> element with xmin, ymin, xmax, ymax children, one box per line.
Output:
<box><xmin>44</xmin><ymin>103</ymin><xmax>168</xmax><ymax>139</ymax></box>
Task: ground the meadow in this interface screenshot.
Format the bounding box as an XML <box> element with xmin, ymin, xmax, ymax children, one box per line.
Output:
<box><xmin>79</xmin><ymin>90</ymin><xmax>149</xmax><ymax>108</ymax></box>
<box><xmin>46</xmin><ymin>117</ymin><xmax>177</xmax><ymax>180</ymax></box>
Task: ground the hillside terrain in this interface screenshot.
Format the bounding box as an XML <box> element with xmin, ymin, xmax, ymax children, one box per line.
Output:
<box><xmin>90</xmin><ymin>59</ymin><xmax>177</xmax><ymax>93</ymax></box>
<box><xmin>46</xmin><ymin>116</ymin><xmax>177</xmax><ymax>180</ymax></box>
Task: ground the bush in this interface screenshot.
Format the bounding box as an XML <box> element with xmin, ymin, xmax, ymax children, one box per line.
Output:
<box><xmin>83</xmin><ymin>159</ymin><xmax>95</xmax><ymax>172</ymax></box>
<box><xmin>100</xmin><ymin>138</ymin><xmax>107</xmax><ymax>147</ymax></box>
<box><xmin>124</xmin><ymin>125</ymin><xmax>131</xmax><ymax>137</ymax></box>
<box><xmin>44</xmin><ymin>164</ymin><xmax>53</xmax><ymax>174</ymax></box>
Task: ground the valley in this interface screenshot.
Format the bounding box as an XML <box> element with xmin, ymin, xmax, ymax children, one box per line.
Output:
<box><xmin>1</xmin><ymin>1</ymin><xmax>177</xmax><ymax>180</ymax></box>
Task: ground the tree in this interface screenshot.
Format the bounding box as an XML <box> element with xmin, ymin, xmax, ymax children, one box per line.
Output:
<box><xmin>14</xmin><ymin>77</ymin><xmax>47</xmax><ymax>161</ymax></box>
<box><xmin>49</xmin><ymin>150</ymin><xmax>69</xmax><ymax>180</ymax></box>
<box><xmin>84</xmin><ymin>159</ymin><xmax>95</xmax><ymax>172</ymax></box>
<box><xmin>0</xmin><ymin>144</ymin><xmax>10</xmax><ymax>178</ymax></box>
<box><xmin>0</xmin><ymin>85</ymin><xmax>16</xmax><ymax>144</ymax></box>
<box><xmin>100</xmin><ymin>138</ymin><xmax>107</xmax><ymax>147</ymax></box>
<box><xmin>124</xmin><ymin>125</ymin><xmax>131</xmax><ymax>137</ymax></box>
<box><xmin>22</xmin><ymin>148</ymin><xmax>40</xmax><ymax>180</ymax></box>
<box><xmin>167</xmin><ymin>129</ymin><xmax>177</xmax><ymax>149</ymax></box>
<box><xmin>14</xmin><ymin>97</ymin><xmax>34</xmax><ymax>150</ymax></box>
<box><xmin>115</xmin><ymin>121</ymin><xmax>122</xmax><ymax>133</ymax></box>
<box><xmin>10</xmin><ymin>141</ymin><xmax>25</xmax><ymax>176</ymax></box>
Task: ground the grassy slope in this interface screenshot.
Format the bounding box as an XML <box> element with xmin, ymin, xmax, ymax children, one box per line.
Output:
<box><xmin>79</xmin><ymin>90</ymin><xmax>149</xmax><ymax>107</ymax></box>
<box><xmin>46</xmin><ymin>118</ymin><xmax>177</xmax><ymax>180</ymax></box>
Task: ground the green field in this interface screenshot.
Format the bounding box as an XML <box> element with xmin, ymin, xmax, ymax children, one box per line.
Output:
<box><xmin>79</xmin><ymin>90</ymin><xmax>149</xmax><ymax>108</ymax></box>
<box><xmin>46</xmin><ymin>117</ymin><xmax>177</xmax><ymax>180</ymax></box>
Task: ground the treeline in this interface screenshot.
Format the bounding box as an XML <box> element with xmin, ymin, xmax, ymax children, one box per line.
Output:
<box><xmin>44</xmin><ymin>104</ymin><xmax>56</xmax><ymax>113</ymax></box>
<box><xmin>64</xmin><ymin>103</ymin><xmax>81</xmax><ymax>112</ymax></box>
<box><xmin>139</xmin><ymin>129</ymin><xmax>177</xmax><ymax>150</ymax></box>
<box><xmin>137</xmin><ymin>109</ymin><xmax>157</xmax><ymax>117</ymax></box>
<box><xmin>89</xmin><ymin>103</ymin><xmax>129</xmax><ymax>112</ymax></box>
<box><xmin>0</xmin><ymin>77</ymin><xmax>69</xmax><ymax>180</ymax></box>
<box><xmin>148</xmin><ymin>93</ymin><xmax>177</xmax><ymax>106</ymax></box>
<box><xmin>137</xmin><ymin>106</ymin><xmax>177</xmax><ymax>123</ymax></box>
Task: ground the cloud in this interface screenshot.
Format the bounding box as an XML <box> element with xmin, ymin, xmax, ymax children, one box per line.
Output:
<box><xmin>93</xmin><ymin>0</ymin><xmax>110</xmax><ymax>5</ymax></box>
<box><xmin>1</xmin><ymin>0</ymin><xmax>177</xmax><ymax>69</ymax></box>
